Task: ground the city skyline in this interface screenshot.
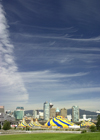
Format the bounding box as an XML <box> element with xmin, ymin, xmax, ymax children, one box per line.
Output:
<box><xmin>0</xmin><ymin>0</ymin><xmax>100</xmax><ymax>111</ymax></box>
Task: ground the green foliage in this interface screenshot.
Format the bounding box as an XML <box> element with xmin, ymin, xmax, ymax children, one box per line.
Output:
<box><xmin>17</xmin><ymin>128</ymin><xmax>23</xmax><ymax>130</ymax></box>
<box><xmin>0</xmin><ymin>124</ymin><xmax>1</xmax><ymax>129</ymax></box>
<box><xmin>23</xmin><ymin>127</ymin><xmax>25</xmax><ymax>130</ymax></box>
<box><xmin>26</xmin><ymin>126</ymin><xmax>30</xmax><ymax>131</ymax></box>
<box><xmin>90</xmin><ymin>125</ymin><xmax>97</xmax><ymax>132</ymax></box>
<box><xmin>77</xmin><ymin>129</ymin><xmax>80</xmax><ymax>131</ymax></box>
<box><xmin>81</xmin><ymin>130</ymin><xmax>87</xmax><ymax>133</ymax></box>
<box><xmin>3</xmin><ymin>120</ymin><xmax>11</xmax><ymax>130</ymax></box>
<box><xmin>96</xmin><ymin>115</ymin><xmax>100</xmax><ymax>130</ymax></box>
<box><xmin>14</xmin><ymin>126</ymin><xmax>16</xmax><ymax>129</ymax></box>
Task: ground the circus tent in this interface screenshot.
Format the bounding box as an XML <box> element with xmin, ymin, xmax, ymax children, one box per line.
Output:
<box><xmin>18</xmin><ymin>118</ymin><xmax>29</xmax><ymax>127</ymax></box>
<box><xmin>34</xmin><ymin>119</ymin><xmax>42</xmax><ymax>127</ymax></box>
<box><xmin>45</xmin><ymin>116</ymin><xmax>78</xmax><ymax>128</ymax></box>
<box><xmin>18</xmin><ymin>118</ymin><xmax>42</xmax><ymax>128</ymax></box>
<box><xmin>28</xmin><ymin>118</ymin><xmax>35</xmax><ymax>127</ymax></box>
<box><xmin>80</xmin><ymin>120</ymin><xmax>95</xmax><ymax>127</ymax></box>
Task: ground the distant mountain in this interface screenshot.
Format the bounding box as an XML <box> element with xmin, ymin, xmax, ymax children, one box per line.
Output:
<box><xmin>24</xmin><ymin>110</ymin><xmax>33</xmax><ymax>115</ymax></box>
<box><xmin>24</xmin><ymin>109</ymin><xmax>100</xmax><ymax>117</ymax></box>
<box><xmin>24</xmin><ymin>109</ymin><xmax>43</xmax><ymax>115</ymax></box>
<box><xmin>67</xmin><ymin>108</ymin><xmax>100</xmax><ymax>116</ymax></box>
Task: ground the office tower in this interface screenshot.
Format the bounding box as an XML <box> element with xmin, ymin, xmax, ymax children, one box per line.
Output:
<box><xmin>33</xmin><ymin>110</ymin><xmax>37</xmax><ymax>119</ymax></box>
<box><xmin>50</xmin><ymin>108</ymin><xmax>56</xmax><ymax>119</ymax></box>
<box><xmin>72</xmin><ymin>105</ymin><xmax>79</xmax><ymax>122</ymax></box>
<box><xmin>0</xmin><ymin>106</ymin><xmax>4</xmax><ymax>113</ymax></box>
<box><xmin>14</xmin><ymin>107</ymin><xmax>24</xmax><ymax>120</ymax></box>
<box><xmin>60</xmin><ymin>108</ymin><xmax>67</xmax><ymax>117</ymax></box>
<box><xmin>43</xmin><ymin>101</ymin><xmax>50</xmax><ymax>121</ymax></box>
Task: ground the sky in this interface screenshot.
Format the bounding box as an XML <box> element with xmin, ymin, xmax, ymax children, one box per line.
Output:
<box><xmin>0</xmin><ymin>0</ymin><xmax>100</xmax><ymax>111</ymax></box>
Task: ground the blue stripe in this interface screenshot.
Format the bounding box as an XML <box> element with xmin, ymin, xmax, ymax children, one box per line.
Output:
<box><xmin>30</xmin><ymin>123</ymin><xmax>34</xmax><ymax>126</ymax></box>
<box><xmin>53</xmin><ymin>119</ymin><xmax>62</xmax><ymax>127</ymax></box>
<box><xmin>47</xmin><ymin>121</ymin><xmax>50</xmax><ymax>126</ymax></box>
<box><xmin>55</xmin><ymin>118</ymin><xmax>70</xmax><ymax>126</ymax></box>
<box><xmin>22</xmin><ymin>123</ymin><xmax>26</xmax><ymax>126</ymax></box>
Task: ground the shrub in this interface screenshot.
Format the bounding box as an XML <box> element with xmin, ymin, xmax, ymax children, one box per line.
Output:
<box><xmin>14</xmin><ymin>126</ymin><xmax>16</xmax><ymax>129</ymax></box>
<box><xmin>96</xmin><ymin>115</ymin><xmax>100</xmax><ymax>130</ymax></box>
<box><xmin>26</xmin><ymin>126</ymin><xmax>30</xmax><ymax>131</ymax></box>
<box><xmin>23</xmin><ymin>127</ymin><xmax>25</xmax><ymax>130</ymax></box>
<box><xmin>77</xmin><ymin>129</ymin><xmax>80</xmax><ymax>131</ymax></box>
<box><xmin>3</xmin><ymin>121</ymin><xmax>11</xmax><ymax>130</ymax></box>
<box><xmin>81</xmin><ymin>130</ymin><xmax>87</xmax><ymax>133</ymax></box>
<box><xmin>90</xmin><ymin>125</ymin><xmax>97</xmax><ymax>132</ymax></box>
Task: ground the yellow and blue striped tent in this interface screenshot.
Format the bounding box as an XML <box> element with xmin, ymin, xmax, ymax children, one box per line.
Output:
<box><xmin>28</xmin><ymin>118</ymin><xmax>35</xmax><ymax>127</ymax></box>
<box><xmin>45</xmin><ymin>116</ymin><xmax>74</xmax><ymax>128</ymax></box>
<box><xmin>34</xmin><ymin>119</ymin><xmax>42</xmax><ymax>127</ymax></box>
<box><xmin>19</xmin><ymin>118</ymin><xmax>29</xmax><ymax>127</ymax></box>
<box><xmin>80</xmin><ymin>120</ymin><xmax>95</xmax><ymax>127</ymax></box>
<box><xmin>18</xmin><ymin>118</ymin><xmax>42</xmax><ymax>127</ymax></box>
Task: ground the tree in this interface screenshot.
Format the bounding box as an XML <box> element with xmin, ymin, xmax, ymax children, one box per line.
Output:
<box><xmin>3</xmin><ymin>120</ymin><xmax>11</xmax><ymax>130</ymax></box>
<box><xmin>89</xmin><ymin>125</ymin><xmax>96</xmax><ymax>132</ymax></box>
<box><xmin>96</xmin><ymin>115</ymin><xmax>100</xmax><ymax>131</ymax></box>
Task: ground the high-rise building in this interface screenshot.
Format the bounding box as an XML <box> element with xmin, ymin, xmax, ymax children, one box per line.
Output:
<box><xmin>43</xmin><ymin>102</ymin><xmax>50</xmax><ymax>121</ymax></box>
<box><xmin>14</xmin><ymin>107</ymin><xmax>24</xmax><ymax>120</ymax></box>
<box><xmin>0</xmin><ymin>106</ymin><xmax>4</xmax><ymax>113</ymax></box>
<box><xmin>50</xmin><ymin>108</ymin><xmax>56</xmax><ymax>119</ymax></box>
<box><xmin>72</xmin><ymin>105</ymin><xmax>79</xmax><ymax>122</ymax></box>
<box><xmin>60</xmin><ymin>108</ymin><xmax>67</xmax><ymax>117</ymax></box>
<box><xmin>33</xmin><ymin>110</ymin><xmax>38</xmax><ymax>119</ymax></box>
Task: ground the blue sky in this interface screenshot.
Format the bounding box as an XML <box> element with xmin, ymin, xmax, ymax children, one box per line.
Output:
<box><xmin>0</xmin><ymin>0</ymin><xmax>100</xmax><ymax>111</ymax></box>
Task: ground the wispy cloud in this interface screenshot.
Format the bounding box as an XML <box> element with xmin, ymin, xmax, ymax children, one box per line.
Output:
<box><xmin>18</xmin><ymin>70</ymin><xmax>100</xmax><ymax>109</ymax></box>
<box><xmin>20</xmin><ymin>70</ymin><xmax>94</xmax><ymax>95</ymax></box>
<box><xmin>0</xmin><ymin>4</ymin><xmax>28</xmax><ymax>104</ymax></box>
<box><xmin>70</xmin><ymin>36</ymin><xmax>100</xmax><ymax>42</ymax></box>
<box><xmin>15</xmin><ymin>32</ymin><xmax>100</xmax><ymax>42</ymax></box>
<box><xmin>22</xmin><ymin>70</ymin><xmax>88</xmax><ymax>77</ymax></box>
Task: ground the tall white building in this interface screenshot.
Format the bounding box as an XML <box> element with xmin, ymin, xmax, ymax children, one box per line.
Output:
<box><xmin>72</xmin><ymin>105</ymin><xmax>79</xmax><ymax>122</ymax></box>
<box><xmin>43</xmin><ymin>102</ymin><xmax>50</xmax><ymax>121</ymax></box>
<box><xmin>33</xmin><ymin>110</ymin><xmax>37</xmax><ymax>119</ymax></box>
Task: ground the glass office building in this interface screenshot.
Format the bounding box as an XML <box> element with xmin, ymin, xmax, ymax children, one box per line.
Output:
<box><xmin>43</xmin><ymin>102</ymin><xmax>50</xmax><ymax>121</ymax></box>
<box><xmin>72</xmin><ymin>105</ymin><xmax>79</xmax><ymax>122</ymax></box>
<box><xmin>14</xmin><ymin>110</ymin><xmax>24</xmax><ymax>120</ymax></box>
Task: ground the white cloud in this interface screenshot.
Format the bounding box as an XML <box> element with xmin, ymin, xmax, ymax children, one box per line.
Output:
<box><xmin>20</xmin><ymin>71</ymin><xmax>91</xmax><ymax>87</ymax></box>
<box><xmin>16</xmin><ymin>32</ymin><xmax>100</xmax><ymax>42</ymax></box>
<box><xmin>20</xmin><ymin>70</ymin><xmax>99</xmax><ymax>96</ymax></box>
<box><xmin>20</xmin><ymin>70</ymin><xmax>89</xmax><ymax>82</ymax></box>
<box><xmin>0</xmin><ymin>4</ymin><xmax>28</xmax><ymax>104</ymax></box>
<box><xmin>70</xmin><ymin>36</ymin><xmax>100</xmax><ymax>42</ymax></box>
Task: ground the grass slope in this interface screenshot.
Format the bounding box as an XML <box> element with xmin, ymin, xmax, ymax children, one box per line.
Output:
<box><xmin>0</xmin><ymin>133</ymin><xmax>100</xmax><ymax>140</ymax></box>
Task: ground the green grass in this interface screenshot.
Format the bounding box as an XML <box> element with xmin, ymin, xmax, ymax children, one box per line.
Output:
<box><xmin>0</xmin><ymin>133</ymin><xmax>100</xmax><ymax>140</ymax></box>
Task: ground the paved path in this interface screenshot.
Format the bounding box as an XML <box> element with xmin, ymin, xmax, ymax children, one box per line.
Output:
<box><xmin>0</xmin><ymin>130</ymin><xmax>81</xmax><ymax>135</ymax></box>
